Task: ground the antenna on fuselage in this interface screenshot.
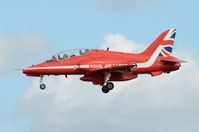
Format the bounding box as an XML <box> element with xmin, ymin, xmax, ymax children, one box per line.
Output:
<box><xmin>106</xmin><ymin>47</ymin><xmax>109</xmax><ymax>51</ymax></box>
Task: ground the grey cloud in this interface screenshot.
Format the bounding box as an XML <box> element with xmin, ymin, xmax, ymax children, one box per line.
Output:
<box><xmin>14</xmin><ymin>34</ymin><xmax>199</xmax><ymax>132</ymax></box>
<box><xmin>0</xmin><ymin>33</ymin><xmax>52</xmax><ymax>74</ymax></box>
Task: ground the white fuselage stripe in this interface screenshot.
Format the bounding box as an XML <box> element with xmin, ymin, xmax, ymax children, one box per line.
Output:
<box><xmin>28</xmin><ymin>65</ymin><xmax>90</xmax><ymax>70</ymax></box>
<box><xmin>137</xmin><ymin>45</ymin><xmax>163</xmax><ymax>68</ymax></box>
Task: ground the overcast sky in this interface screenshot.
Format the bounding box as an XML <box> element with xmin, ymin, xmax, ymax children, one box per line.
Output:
<box><xmin>0</xmin><ymin>0</ymin><xmax>199</xmax><ymax>132</ymax></box>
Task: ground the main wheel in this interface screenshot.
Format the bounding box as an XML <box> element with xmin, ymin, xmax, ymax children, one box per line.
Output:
<box><xmin>40</xmin><ymin>84</ymin><xmax>46</xmax><ymax>90</ymax></box>
<box><xmin>106</xmin><ymin>82</ymin><xmax>114</xmax><ymax>90</ymax></box>
<box><xmin>102</xmin><ymin>86</ymin><xmax>109</xmax><ymax>93</ymax></box>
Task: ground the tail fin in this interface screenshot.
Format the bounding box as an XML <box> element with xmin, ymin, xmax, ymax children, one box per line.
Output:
<box><xmin>142</xmin><ymin>29</ymin><xmax>176</xmax><ymax>57</ymax></box>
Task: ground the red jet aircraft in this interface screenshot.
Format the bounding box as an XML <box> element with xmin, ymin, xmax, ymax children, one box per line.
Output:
<box><xmin>23</xmin><ymin>29</ymin><xmax>185</xmax><ymax>93</ymax></box>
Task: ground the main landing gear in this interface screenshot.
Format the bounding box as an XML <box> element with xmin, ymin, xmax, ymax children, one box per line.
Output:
<box><xmin>101</xmin><ymin>72</ymin><xmax>114</xmax><ymax>93</ymax></box>
<box><xmin>101</xmin><ymin>82</ymin><xmax>114</xmax><ymax>93</ymax></box>
<box><xmin>39</xmin><ymin>75</ymin><xmax>46</xmax><ymax>90</ymax></box>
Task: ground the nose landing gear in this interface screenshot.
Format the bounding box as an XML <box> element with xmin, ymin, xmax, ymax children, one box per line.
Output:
<box><xmin>101</xmin><ymin>82</ymin><xmax>114</xmax><ymax>93</ymax></box>
<box><xmin>39</xmin><ymin>75</ymin><xmax>46</xmax><ymax>90</ymax></box>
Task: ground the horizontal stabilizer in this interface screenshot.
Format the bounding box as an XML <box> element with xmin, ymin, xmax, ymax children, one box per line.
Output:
<box><xmin>160</xmin><ymin>55</ymin><xmax>186</xmax><ymax>63</ymax></box>
<box><xmin>161</xmin><ymin>58</ymin><xmax>186</xmax><ymax>63</ymax></box>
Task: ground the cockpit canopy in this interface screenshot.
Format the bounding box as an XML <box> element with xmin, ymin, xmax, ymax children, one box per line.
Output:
<box><xmin>46</xmin><ymin>49</ymin><xmax>91</xmax><ymax>62</ymax></box>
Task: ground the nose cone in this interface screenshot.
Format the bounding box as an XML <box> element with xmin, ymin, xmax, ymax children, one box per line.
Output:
<box><xmin>22</xmin><ymin>67</ymin><xmax>32</xmax><ymax>74</ymax></box>
<box><xmin>23</xmin><ymin>63</ymin><xmax>44</xmax><ymax>77</ymax></box>
<box><xmin>23</xmin><ymin>66</ymin><xmax>38</xmax><ymax>77</ymax></box>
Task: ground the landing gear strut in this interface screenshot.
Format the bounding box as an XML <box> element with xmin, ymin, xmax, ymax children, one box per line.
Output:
<box><xmin>40</xmin><ymin>75</ymin><xmax>46</xmax><ymax>90</ymax></box>
<box><xmin>101</xmin><ymin>72</ymin><xmax>114</xmax><ymax>93</ymax></box>
<box><xmin>101</xmin><ymin>82</ymin><xmax>114</xmax><ymax>93</ymax></box>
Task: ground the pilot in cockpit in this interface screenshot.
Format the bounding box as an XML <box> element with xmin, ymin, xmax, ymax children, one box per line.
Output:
<box><xmin>58</xmin><ymin>54</ymin><xmax>68</xmax><ymax>60</ymax></box>
<box><xmin>58</xmin><ymin>55</ymin><xmax>62</xmax><ymax>60</ymax></box>
<box><xmin>63</xmin><ymin>54</ymin><xmax>68</xmax><ymax>59</ymax></box>
<box><xmin>79</xmin><ymin>49</ymin><xmax>85</xmax><ymax>55</ymax></box>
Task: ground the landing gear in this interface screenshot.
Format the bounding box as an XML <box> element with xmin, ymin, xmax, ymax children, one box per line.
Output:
<box><xmin>39</xmin><ymin>75</ymin><xmax>46</xmax><ymax>90</ymax></box>
<box><xmin>101</xmin><ymin>82</ymin><xmax>114</xmax><ymax>93</ymax></box>
<box><xmin>101</xmin><ymin>72</ymin><xmax>115</xmax><ymax>93</ymax></box>
<box><xmin>106</xmin><ymin>82</ymin><xmax>114</xmax><ymax>90</ymax></box>
<box><xmin>40</xmin><ymin>84</ymin><xmax>46</xmax><ymax>90</ymax></box>
<box><xmin>102</xmin><ymin>86</ymin><xmax>109</xmax><ymax>93</ymax></box>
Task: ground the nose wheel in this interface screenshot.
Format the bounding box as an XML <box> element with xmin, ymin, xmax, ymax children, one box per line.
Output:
<box><xmin>39</xmin><ymin>75</ymin><xmax>46</xmax><ymax>90</ymax></box>
<box><xmin>101</xmin><ymin>82</ymin><xmax>114</xmax><ymax>93</ymax></box>
<box><xmin>40</xmin><ymin>84</ymin><xmax>46</xmax><ymax>90</ymax></box>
